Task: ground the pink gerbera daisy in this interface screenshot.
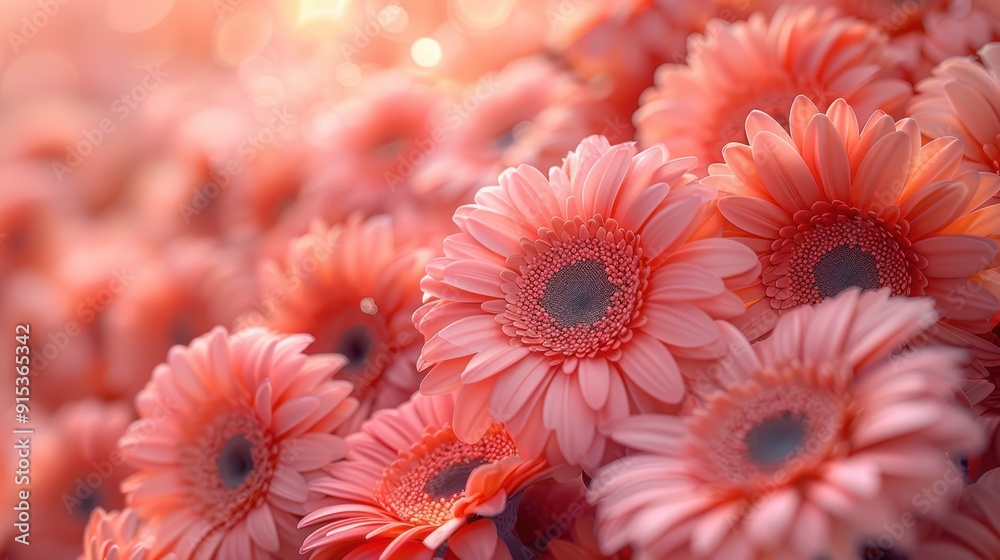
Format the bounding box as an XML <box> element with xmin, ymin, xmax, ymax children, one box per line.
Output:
<box><xmin>415</xmin><ymin>135</ymin><xmax>760</xmax><ymax>472</ymax></box>
<box><xmin>412</xmin><ymin>57</ymin><xmax>617</xmax><ymax>206</ymax></box>
<box><xmin>973</xmin><ymin>411</ymin><xmax>1000</xmax><ymax>478</ymax></box>
<box><xmin>548</xmin><ymin>0</ymin><xmax>717</xmax><ymax>118</ymax></box>
<box><xmin>591</xmin><ymin>289</ymin><xmax>984</xmax><ymax>559</ymax></box>
<box><xmin>81</xmin><ymin>508</ymin><xmax>175</xmax><ymax>560</ymax></box>
<box><xmin>909</xmin><ymin>42</ymin><xmax>1000</xmax><ymax>174</ymax></box>
<box><xmin>916</xmin><ymin>467</ymin><xmax>1000</xmax><ymax>559</ymax></box>
<box><xmin>707</xmin><ymin>95</ymin><xmax>1000</xmax><ymax>402</ymax></box>
<box><xmin>299</xmin><ymin>392</ymin><xmax>552</xmax><ymax>560</ymax></box>
<box><xmin>708</xmin><ymin>0</ymin><xmax>1000</xmax><ymax>81</ymax></box>
<box><xmin>847</xmin><ymin>0</ymin><xmax>1000</xmax><ymax>81</ymax></box>
<box><xmin>119</xmin><ymin>327</ymin><xmax>358</xmax><ymax>559</ymax></box>
<box><xmin>104</xmin><ymin>237</ymin><xmax>256</xmax><ymax>404</ymax></box>
<box><xmin>301</xmin><ymin>70</ymin><xmax>446</xmax><ymax>223</ymax></box>
<box><xmin>0</xmin><ymin>400</ymin><xmax>134</xmax><ymax>560</ymax></box>
<box><xmin>250</xmin><ymin>214</ymin><xmax>432</xmax><ymax>433</ymax></box>
<box><xmin>635</xmin><ymin>6</ymin><xmax>912</xmax><ymax>173</ymax></box>
<box><xmin>511</xmin><ymin>477</ymin><xmax>633</xmax><ymax>560</ymax></box>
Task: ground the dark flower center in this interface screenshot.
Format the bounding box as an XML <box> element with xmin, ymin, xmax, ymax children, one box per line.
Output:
<box><xmin>746</xmin><ymin>412</ymin><xmax>807</xmax><ymax>466</ymax></box>
<box><xmin>504</xmin><ymin>218</ymin><xmax>647</xmax><ymax>359</ymax></box>
<box><xmin>336</xmin><ymin>325</ymin><xmax>373</xmax><ymax>370</ymax></box>
<box><xmin>541</xmin><ymin>259</ymin><xmax>619</xmax><ymax>328</ymax></box>
<box><xmin>217</xmin><ymin>435</ymin><xmax>255</xmax><ymax>490</ymax></box>
<box><xmin>813</xmin><ymin>245</ymin><xmax>882</xmax><ymax>298</ymax></box>
<box><xmin>494</xmin><ymin>127</ymin><xmax>517</xmax><ymax>150</ymax></box>
<box><xmin>764</xmin><ymin>203</ymin><xmax>915</xmax><ymax>312</ymax></box>
<box><xmin>424</xmin><ymin>459</ymin><xmax>489</xmax><ymax>500</ymax></box>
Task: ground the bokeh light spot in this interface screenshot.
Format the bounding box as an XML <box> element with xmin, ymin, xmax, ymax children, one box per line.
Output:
<box><xmin>410</xmin><ymin>37</ymin><xmax>442</xmax><ymax>68</ymax></box>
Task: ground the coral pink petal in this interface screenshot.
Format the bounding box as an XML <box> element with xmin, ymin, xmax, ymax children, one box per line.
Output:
<box><xmin>643</xmin><ymin>301</ymin><xmax>722</xmax><ymax>348</ymax></box>
<box><xmin>718</xmin><ymin>196</ymin><xmax>790</xmax><ymax>238</ymax></box>
<box><xmin>616</xmin><ymin>332</ymin><xmax>685</xmax><ymax>404</ymax></box>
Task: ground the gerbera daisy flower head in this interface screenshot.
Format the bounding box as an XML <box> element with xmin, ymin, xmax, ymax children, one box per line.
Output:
<box><xmin>119</xmin><ymin>326</ymin><xmax>358</xmax><ymax>559</ymax></box>
<box><xmin>416</xmin><ymin>134</ymin><xmax>760</xmax><ymax>473</ymax></box>
<box><xmin>41</xmin><ymin>400</ymin><xmax>135</xmax><ymax>551</ymax></box>
<box><xmin>708</xmin><ymin>0</ymin><xmax>1000</xmax><ymax>81</ymax></box>
<box><xmin>591</xmin><ymin>289</ymin><xmax>985</xmax><ymax>560</ymax></box>
<box><xmin>548</xmin><ymin>0</ymin><xmax>720</xmax><ymax>114</ymax></box>
<box><xmin>912</xmin><ymin>2</ymin><xmax>1000</xmax><ymax>80</ymax></box>
<box><xmin>857</xmin><ymin>0</ymin><xmax>1000</xmax><ymax>82</ymax></box>
<box><xmin>707</xmin><ymin>94</ymin><xmax>1000</xmax><ymax>396</ymax></box>
<box><xmin>104</xmin><ymin>237</ymin><xmax>256</xmax><ymax>404</ymax></box>
<box><xmin>0</xmin><ymin>162</ymin><xmax>64</xmax><ymax>273</ymax></box>
<box><xmin>81</xmin><ymin>507</ymin><xmax>175</xmax><ymax>560</ymax></box>
<box><xmin>0</xmin><ymin>400</ymin><xmax>134</xmax><ymax>559</ymax></box>
<box><xmin>973</xmin><ymin>411</ymin><xmax>1000</xmax><ymax>478</ymax></box>
<box><xmin>24</xmin><ymin>223</ymin><xmax>152</xmax><ymax>407</ymax></box>
<box><xmin>916</xmin><ymin>467</ymin><xmax>1000</xmax><ymax>560</ymax></box>
<box><xmin>299</xmin><ymin>392</ymin><xmax>552</xmax><ymax>560</ymax></box>
<box><xmin>411</xmin><ymin>57</ymin><xmax>607</xmax><ymax>206</ymax></box>
<box><xmin>300</xmin><ymin>70</ymin><xmax>446</xmax><ymax>222</ymax></box>
<box><xmin>909</xmin><ymin>42</ymin><xmax>1000</xmax><ymax>175</ymax></box>
<box><xmin>510</xmin><ymin>477</ymin><xmax>633</xmax><ymax>560</ymax></box>
<box><xmin>635</xmin><ymin>5</ymin><xmax>912</xmax><ymax>173</ymax></box>
<box><xmin>249</xmin><ymin>213</ymin><xmax>432</xmax><ymax>434</ymax></box>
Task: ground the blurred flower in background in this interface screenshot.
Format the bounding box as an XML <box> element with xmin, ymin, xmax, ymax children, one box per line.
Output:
<box><xmin>0</xmin><ymin>0</ymin><xmax>998</xmax><ymax>559</ymax></box>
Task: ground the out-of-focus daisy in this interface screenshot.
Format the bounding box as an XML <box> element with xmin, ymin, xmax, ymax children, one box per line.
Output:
<box><xmin>301</xmin><ymin>70</ymin><xmax>446</xmax><ymax>223</ymax></box>
<box><xmin>299</xmin><ymin>392</ymin><xmax>552</xmax><ymax>560</ymax></box>
<box><xmin>1</xmin><ymin>400</ymin><xmax>134</xmax><ymax>560</ymax></box>
<box><xmin>707</xmin><ymin>95</ymin><xmax>1000</xmax><ymax>402</ymax></box>
<box><xmin>80</xmin><ymin>508</ymin><xmax>175</xmax><ymax>560</ymax></box>
<box><xmin>832</xmin><ymin>0</ymin><xmax>1000</xmax><ymax>81</ymax></box>
<box><xmin>104</xmin><ymin>238</ymin><xmax>256</xmax><ymax>404</ymax></box>
<box><xmin>413</xmin><ymin>57</ymin><xmax>620</xmax><ymax>207</ymax></box>
<box><xmin>974</xmin><ymin>412</ymin><xmax>1000</xmax><ymax>478</ymax></box>
<box><xmin>709</xmin><ymin>0</ymin><xmax>1000</xmax><ymax>81</ymax></box>
<box><xmin>591</xmin><ymin>289</ymin><xmax>984</xmax><ymax>559</ymax></box>
<box><xmin>636</xmin><ymin>6</ymin><xmax>911</xmax><ymax>173</ymax></box>
<box><xmin>253</xmin><ymin>215</ymin><xmax>432</xmax><ymax>434</ymax></box>
<box><xmin>916</xmin><ymin>467</ymin><xmax>1000</xmax><ymax>559</ymax></box>
<box><xmin>0</xmin><ymin>163</ymin><xmax>65</xmax><ymax>273</ymax></box>
<box><xmin>909</xmin><ymin>42</ymin><xmax>1000</xmax><ymax>175</ymax></box>
<box><xmin>549</xmin><ymin>0</ymin><xmax>717</xmax><ymax>118</ymax></box>
<box><xmin>416</xmin><ymin>135</ymin><xmax>759</xmax><ymax>472</ymax></box>
<box><xmin>119</xmin><ymin>327</ymin><xmax>358</xmax><ymax>559</ymax></box>
<box><xmin>914</xmin><ymin>1</ymin><xmax>1000</xmax><ymax>81</ymax></box>
<box><xmin>14</xmin><ymin>223</ymin><xmax>152</xmax><ymax>406</ymax></box>
<box><xmin>511</xmin><ymin>477</ymin><xmax>633</xmax><ymax>559</ymax></box>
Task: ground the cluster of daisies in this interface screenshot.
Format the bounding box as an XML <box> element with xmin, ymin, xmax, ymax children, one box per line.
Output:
<box><xmin>4</xmin><ymin>0</ymin><xmax>1000</xmax><ymax>559</ymax></box>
